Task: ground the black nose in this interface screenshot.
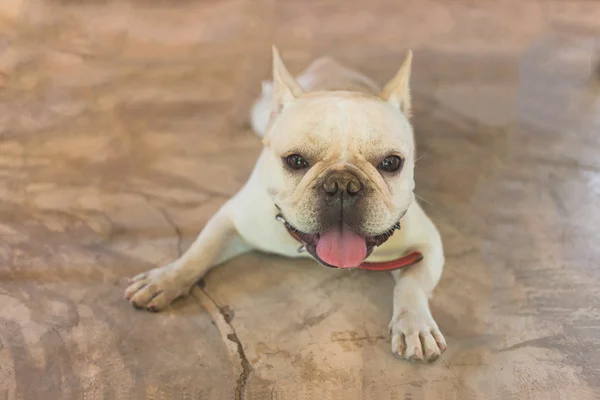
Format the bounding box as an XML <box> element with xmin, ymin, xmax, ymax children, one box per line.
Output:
<box><xmin>323</xmin><ymin>171</ymin><xmax>363</xmax><ymax>196</ymax></box>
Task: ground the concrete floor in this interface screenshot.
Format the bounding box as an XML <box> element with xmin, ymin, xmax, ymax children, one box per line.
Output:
<box><xmin>1</xmin><ymin>0</ymin><xmax>600</xmax><ymax>399</ymax></box>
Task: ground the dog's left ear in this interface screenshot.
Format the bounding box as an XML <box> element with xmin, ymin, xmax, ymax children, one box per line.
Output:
<box><xmin>271</xmin><ymin>45</ymin><xmax>304</xmax><ymax>117</ymax></box>
<box><xmin>380</xmin><ymin>50</ymin><xmax>413</xmax><ymax>117</ymax></box>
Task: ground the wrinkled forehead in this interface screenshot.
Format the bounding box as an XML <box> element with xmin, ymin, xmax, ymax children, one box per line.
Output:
<box><xmin>268</xmin><ymin>93</ymin><xmax>415</xmax><ymax>161</ymax></box>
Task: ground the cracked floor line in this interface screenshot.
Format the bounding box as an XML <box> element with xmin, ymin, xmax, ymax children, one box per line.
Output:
<box><xmin>127</xmin><ymin>191</ymin><xmax>184</xmax><ymax>258</ymax></box>
<box><xmin>156</xmin><ymin>206</ymin><xmax>183</xmax><ymax>257</ymax></box>
<box><xmin>193</xmin><ymin>285</ymin><xmax>253</xmax><ymax>400</ymax></box>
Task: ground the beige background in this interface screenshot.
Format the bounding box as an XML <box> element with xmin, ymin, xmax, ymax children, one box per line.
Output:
<box><xmin>1</xmin><ymin>0</ymin><xmax>600</xmax><ymax>399</ymax></box>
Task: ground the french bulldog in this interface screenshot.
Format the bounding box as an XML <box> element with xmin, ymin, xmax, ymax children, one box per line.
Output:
<box><xmin>125</xmin><ymin>47</ymin><xmax>447</xmax><ymax>362</ymax></box>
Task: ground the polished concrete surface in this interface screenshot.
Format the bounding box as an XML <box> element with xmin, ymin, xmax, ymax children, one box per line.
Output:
<box><xmin>1</xmin><ymin>1</ymin><xmax>600</xmax><ymax>399</ymax></box>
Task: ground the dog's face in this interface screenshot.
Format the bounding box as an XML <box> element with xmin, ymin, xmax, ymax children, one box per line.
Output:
<box><xmin>262</xmin><ymin>48</ymin><xmax>416</xmax><ymax>268</ymax></box>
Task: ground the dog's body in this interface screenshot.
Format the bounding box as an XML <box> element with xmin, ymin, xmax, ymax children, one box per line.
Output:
<box><xmin>125</xmin><ymin>49</ymin><xmax>447</xmax><ymax>362</ymax></box>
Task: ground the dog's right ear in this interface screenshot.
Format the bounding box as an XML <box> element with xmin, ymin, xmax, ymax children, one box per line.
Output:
<box><xmin>380</xmin><ymin>50</ymin><xmax>413</xmax><ymax>117</ymax></box>
<box><xmin>271</xmin><ymin>45</ymin><xmax>303</xmax><ymax>117</ymax></box>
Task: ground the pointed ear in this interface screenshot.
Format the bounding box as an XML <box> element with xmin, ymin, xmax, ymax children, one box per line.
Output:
<box><xmin>379</xmin><ymin>50</ymin><xmax>413</xmax><ymax>117</ymax></box>
<box><xmin>271</xmin><ymin>45</ymin><xmax>303</xmax><ymax>116</ymax></box>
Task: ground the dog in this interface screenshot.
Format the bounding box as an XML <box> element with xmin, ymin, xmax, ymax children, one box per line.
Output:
<box><xmin>125</xmin><ymin>47</ymin><xmax>447</xmax><ymax>362</ymax></box>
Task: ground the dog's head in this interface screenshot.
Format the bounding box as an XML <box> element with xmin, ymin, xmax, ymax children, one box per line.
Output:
<box><xmin>262</xmin><ymin>47</ymin><xmax>416</xmax><ymax>268</ymax></box>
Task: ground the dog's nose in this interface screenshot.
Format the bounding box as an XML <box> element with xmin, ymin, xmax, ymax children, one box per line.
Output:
<box><xmin>323</xmin><ymin>171</ymin><xmax>362</xmax><ymax>196</ymax></box>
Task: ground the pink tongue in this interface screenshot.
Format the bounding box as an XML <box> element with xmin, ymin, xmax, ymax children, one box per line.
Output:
<box><xmin>316</xmin><ymin>224</ymin><xmax>367</xmax><ymax>268</ymax></box>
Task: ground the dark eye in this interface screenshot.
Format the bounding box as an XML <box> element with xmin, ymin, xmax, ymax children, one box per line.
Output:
<box><xmin>286</xmin><ymin>154</ymin><xmax>309</xmax><ymax>170</ymax></box>
<box><xmin>378</xmin><ymin>155</ymin><xmax>403</xmax><ymax>173</ymax></box>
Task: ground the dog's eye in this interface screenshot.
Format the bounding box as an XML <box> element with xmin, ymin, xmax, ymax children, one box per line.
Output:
<box><xmin>378</xmin><ymin>155</ymin><xmax>403</xmax><ymax>173</ymax></box>
<box><xmin>286</xmin><ymin>154</ymin><xmax>309</xmax><ymax>170</ymax></box>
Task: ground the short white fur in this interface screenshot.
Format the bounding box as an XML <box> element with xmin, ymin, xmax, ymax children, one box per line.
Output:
<box><xmin>124</xmin><ymin>47</ymin><xmax>447</xmax><ymax>363</ymax></box>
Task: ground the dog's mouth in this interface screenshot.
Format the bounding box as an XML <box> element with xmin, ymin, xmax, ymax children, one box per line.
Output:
<box><xmin>277</xmin><ymin>216</ymin><xmax>401</xmax><ymax>269</ymax></box>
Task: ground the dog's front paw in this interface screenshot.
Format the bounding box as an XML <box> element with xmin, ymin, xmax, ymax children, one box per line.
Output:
<box><xmin>124</xmin><ymin>265</ymin><xmax>191</xmax><ymax>312</ymax></box>
<box><xmin>389</xmin><ymin>309</ymin><xmax>446</xmax><ymax>362</ymax></box>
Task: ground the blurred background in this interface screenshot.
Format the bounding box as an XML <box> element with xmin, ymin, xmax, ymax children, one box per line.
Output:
<box><xmin>0</xmin><ymin>1</ymin><xmax>599</xmax><ymax>399</ymax></box>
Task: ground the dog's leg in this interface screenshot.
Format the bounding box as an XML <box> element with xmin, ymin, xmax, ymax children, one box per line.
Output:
<box><xmin>389</xmin><ymin>209</ymin><xmax>446</xmax><ymax>362</ymax></box>
<box><xmin>124</xmin><ymin>204</ymin><xmax>251</xmax><ymax>311</ymax></box>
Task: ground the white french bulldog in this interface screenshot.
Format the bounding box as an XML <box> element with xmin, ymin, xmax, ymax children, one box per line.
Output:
<box><xmin>125</xmin><ymin>47</ymin><xmax>447</xmax><ymax>362</ymax></box>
